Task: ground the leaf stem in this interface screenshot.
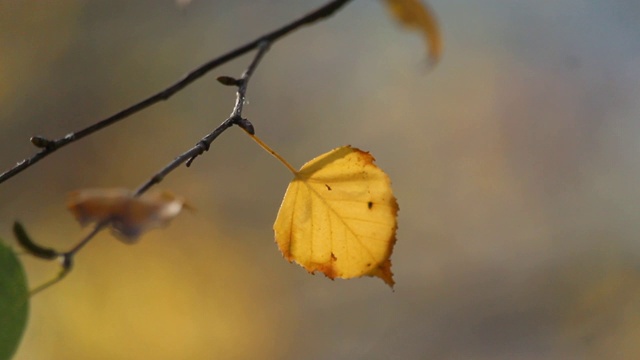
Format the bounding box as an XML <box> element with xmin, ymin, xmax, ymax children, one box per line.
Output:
<box><xmin>244</xmin><ymin>132</ymin><xmax>298</xmax><ymax>175</ymax></box>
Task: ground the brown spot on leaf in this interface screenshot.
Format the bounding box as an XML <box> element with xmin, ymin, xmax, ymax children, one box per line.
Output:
<box><xmin>368</xmin><ymin>201</ymin><xmax>373</xmax><ymax>209</ymax></box>
<box><xmin>325</xmin><ymin>184</ymin><xmax>332</xmax><ymax>191</ymax></box>
<box><xmin>308</xmin><ymin>261</ymin><xmax>338</xmax><ymax>280</ymax></box>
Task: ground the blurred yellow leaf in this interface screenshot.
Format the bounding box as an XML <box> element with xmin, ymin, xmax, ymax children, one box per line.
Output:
<box><xmin>383</xmin><ymin>0</ymin><xmax>443</xmax><ymax>64</ymax></box>
<box><xmin>67</xmin><ymin>188</ymin><xmax>190</xmax><ymax>243</ymax></box>
<box><xmin>273</xmin><ymin>146</ymin><xmax>398</xmax><ymax>287</ymax></box>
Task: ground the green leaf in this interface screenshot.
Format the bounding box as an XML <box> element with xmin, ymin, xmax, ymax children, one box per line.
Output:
<box><xmin>0</xmin><ymin>240</ymin><xmax>29</xmax><ymax>360</ymax></box>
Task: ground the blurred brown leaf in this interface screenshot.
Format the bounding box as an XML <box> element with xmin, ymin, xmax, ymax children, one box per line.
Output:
<box><xmin>383</xmin><ymin>0</ymin><xmax>443</xmax><ymax>64</ymax></box>
<box><xmin>68</xmin><ymin>188</ymin><xmax>190</xmax><ymax>242</ymax></box>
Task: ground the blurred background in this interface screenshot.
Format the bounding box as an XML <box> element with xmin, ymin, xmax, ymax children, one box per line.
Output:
<box><xmin>2</xmin><ymin>0</ymin><xmax>640</xmax><ymax>359</ymax></box>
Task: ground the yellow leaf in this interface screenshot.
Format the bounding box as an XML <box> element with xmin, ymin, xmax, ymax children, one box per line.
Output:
<box><xmin>273</xmin><ymin>146</ymin><xmax>398</xmax><ymax>287</ymax></box>
<box><xmin>383</xmin><ymin>0</ymin><xmax>443</xmax><ymax>64</ymax></box>
<box><xmin>67</xmin><ymin>188</ymin><xmax>190</xmax><ymax>243</ymax></box>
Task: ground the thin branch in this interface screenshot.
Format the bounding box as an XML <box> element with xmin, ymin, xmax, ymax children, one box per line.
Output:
<box><xmin>27</xmin><ymin>223</ymin><xmax>101</xmax><ymax>296</ymax></box>
<box><xmin>18</xmin><ymin>39</ymin><xmax>272</xmax><ymax>296</ymax></box>
<box><xmin>0</xmin><ymin>0</ymin><xmax>353</xmax><ymax>185</ymax></box>
<box><xmin>13</xmin><ymin>221</ymin><xmax>74</xmax><ymax>295</ymax></box>
<box><xmin>136</xmin><ymin>40</ymin><xmax>270</xmax><ymax>195</ymax></box>
<box><xmin>12</xmin><ymin>0</ymin><xmax>353</xmax><ymax>295</ymax></box>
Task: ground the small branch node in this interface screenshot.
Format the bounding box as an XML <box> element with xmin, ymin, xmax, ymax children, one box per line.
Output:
<box><xmin>61</xmin><ymin>254</ymin><xmax>74</xmax><ymax>271</ymax></box>
<box><xmin>235</xmin><ymin>118</ymin><xmax>255</xmax><ymax>135</ymax></box>
<box><xmin>197</xmin><ymin>140</ymin><xmax>211</xmax><ymax>152</ymax></box>
<box><xmin>186</xmin><ymin>141</ymin><xmax>209</xmax><ymax>167</ymax></box>
<box><xmin>217</xmin><ymin>76</ymin><xmax>241</xmax><ymax>87</ymax></box>
<box><xmin>30</xmin><ymin>136</ymin><xmax>55</xmax><ymax>149</ymax></box>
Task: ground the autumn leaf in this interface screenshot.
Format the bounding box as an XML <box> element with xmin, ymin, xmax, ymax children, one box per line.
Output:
<box><xmin>246</xmin><ymin>133</ymin><xmax>398</xmax><ymax>287</ymax></box>
<box><xmin>383</xmin><ymin>0</ymin><xmax>443</xmax><ymax>64</ymax></box>
<box><xmin>274</xmin><ymin>146</ymin><xmax>398</xmax><ymax>287</ymax></box>
<box><xmin>67</xmin><ymin>188</ymin><xmax>190</xmax><ymax>242</ymax></box>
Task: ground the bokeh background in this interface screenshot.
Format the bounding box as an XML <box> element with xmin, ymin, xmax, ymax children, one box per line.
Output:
<box><xmin>2</xmin><ymin>0</ymin><xmax>640</xmax><ymax>359</ymax></box>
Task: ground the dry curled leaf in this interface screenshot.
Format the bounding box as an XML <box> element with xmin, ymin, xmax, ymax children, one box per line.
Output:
<box><xmin>273</xmin><ymin>146</ymin><xmax>398</xmax><ymax>287</ymax></box>
<box><xmin>67</xmin><ymin>188</ymin><xmax>190</xmax><ymax>243</ymax></box>
<box><xmin>383</xmin><ymin>0</ymin><xmax>443</xmax><ymax>64</ymax></box>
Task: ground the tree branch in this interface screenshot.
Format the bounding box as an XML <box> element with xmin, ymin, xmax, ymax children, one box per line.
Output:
<box><xmin>15</xmin><ymin>38</ymin><xmax>272</xmax><ymax>296</ymax></box>
<box><xmin>135</xmin><ymin>40</ymin><xmax>270</xmax><ymax>195</ymax></box>
<box><xmin>10</xmin><ymin>0</ymin><xmax>353</xmax><ymax>295</ymax></box>
<box><xmin>0</xmin><ymin>0</ymin><xmax>353</xmax><ymax>184</ymax></box>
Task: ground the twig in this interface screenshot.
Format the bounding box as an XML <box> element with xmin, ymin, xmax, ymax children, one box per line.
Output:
<box><xmin>0</xmin><ymin>0</ymin><xmax>353</xmax><ymax>185</ymax></box>
<box><xmin>11</xmin><ymin>0</ymin><xmax>353</xmax><ymax>295</ymax></box>
<box><xmin>13</xmin><ymin>221</ymin><xmax>76</xmax><ymax>295</ymax></box>
<box><xmin>136</xmin><ymin>40</ymin><xmax>270</xmax><ymax>195</ymax></box>
<box><xmin>26</xmin><ymin>224</ymin><xmax>102</xmax><ymax>296</ymax></box>
<box><xmin>16</xmin><ymin>39</ymin><xmax>271</xmax><ymax>296</ymax></box>
<box><xmin>66</xmin><ymin>42</ymin><xmax>270</xmax><ymax>284</ymax></box>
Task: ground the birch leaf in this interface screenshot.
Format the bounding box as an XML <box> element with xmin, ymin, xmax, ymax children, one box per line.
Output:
<box><xmin>273</xmin><ymin>146</ymin><xmax>398</xmax><ymax>287</ymax></box>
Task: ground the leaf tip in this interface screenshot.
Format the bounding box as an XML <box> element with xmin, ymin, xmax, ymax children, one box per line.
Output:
<box><xmin>370</xmin><ymin>259</ymin><xmax>395</xmax><ymax>289</ymax></box>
